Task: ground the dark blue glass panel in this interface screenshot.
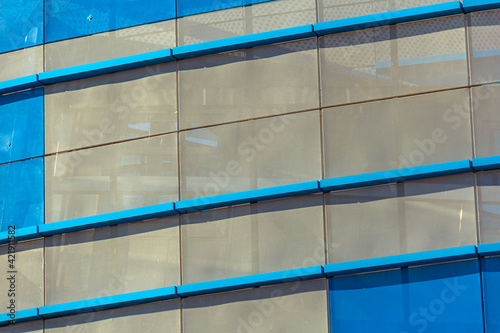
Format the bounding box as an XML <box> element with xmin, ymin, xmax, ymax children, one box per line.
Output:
<box><xmin>330</xmin><ymin>260</ymin><xmax>483</xmax><ymax>332</ymax></box>
<box><xmin>0</xmin><ymin>88</ymin><xmax>43</xmax><ymax>164</ymax></box>
<box><xmin>0</xmin><ymin>0</ymin><xmax>43</xmax><ymax>54</ymax></box>
<box><xmin>45</xmin><ymin>0</ymin><xmax>176</xmax><ymax>43</ymax></box>
<box><xmin>0</xmin><ymin>158</ymin><xmax>43</xmax><ymax>231</ymax></box>
<box><xmin>481</xmin><ymin>256</ymin><xmax>500</xmax><ymax>332</ymax></box>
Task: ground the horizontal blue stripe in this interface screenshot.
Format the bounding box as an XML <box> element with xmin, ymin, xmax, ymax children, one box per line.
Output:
<box><xmin>313</xmin><ymin>1</ymin><xmax>463</xmax><ymax>36</ymax></box>
<box><xmin>323</xmin><ymin>245</ymin><xmax>477</xmax><ymax>277</ymax></box>
<box><xmin>177</xmin><ymin>265</ymin><xmax>325</xmax><ymax>297</ymax></box>
<box><xmin>472</xmin><ymin>155</ymin><xmax>500</xmax><ymax>171</ymax></box>
<box><xmin>0</xmin><ymin>226</ymin><xmax>40</xmax><ymax>245</ymax></box>
<box><xmin>477</xmin><ymin>242</ymin><xmax>500</xmax><ymax>256</ymax></box>
<box><xmin>0</xmin><ymin>308</ymin><xmax>39</xmax><ymax>325</ymax></box>
<box><xmin>463</xmin><ymin>0</ymin><xmax>500</xmax><ymax>12</ymax></box>
<box><xmin>320</xmin><ymin>160</ymin><xmax>472</xmax><ymax>192</ymax></box>
<box><xmin>172</xmin><ymin>24</ymin><xmax>315</xmax><ymax>59</ymax></box>
<box><xmin>38</xmin><ymin>49</ymin><xmax>175</xmax><ymax>84</ymax></box>
<box><xmin>38</xmin><ymin>202</ymin><xmax>177</xmax><ymax>236</ymax></box>
<box><xmin>38</xmin><ymin>286</ymin><xmax>178</xmax><ymax>318</ymax></box>
<box><xmin>174</xmin><ymin>181</ymin><xmax>321</xmax><ymax>213</ymax></box>
<box><xmin>0</xmin><ymin>75</ymin><xmax>42</xmax><ymax>96</ymax></box>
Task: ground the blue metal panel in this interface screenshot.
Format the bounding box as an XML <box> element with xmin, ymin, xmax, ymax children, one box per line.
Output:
<box><xmin>0</xmin><ymin>308</ymin><xmax>40</xmax><ymax>325</ymax></box>
<box><xmin>481</xmin><ymin>256</ymin><xmax>500</xmax><ymax>332</ymax></box>
<box><xmin>172</xmin><ymin>24</ymin><xmax>316</xmax><ymax>59</ymax></box>
<box><xmin>0</xmin><ymin>88</ymin><xmax>43</xmax><ymax>164</ymax></box>
<box><xmin>324</xmin><ymin>246</ymin><xmax>478</xmax><ymax>277</ymax></box>
<box><xmin>45</xmin><ymin>0</ymin><xmax>176</xmax><ymax>43</ymax></box>
<box><xmin>478</xmin><ymin>242</ymin><xmax>500</xmax><ymax>256</ymax></box>
<box><xmin>0</xmin><ymin>75</ymin><xmax>42</xmax><ymax>96</ymax></box>
<box><xmin>174</xmin><ymin>180</ymin><xmax>321</xmax><ymax>213</ymax></box>
<box><xmin>38</xmin><ymin>286</ymin><xmax>178</xmax><ymax>318</ymax></box>
<box><xmin>0</xmin><ymin>0</ymin><xmax>43</xmax><ymax>54</ymax></box>
<box><xmin>177</xmin><ymin>265</ymin><xmax>325</xmax><ymax>297</ymax></box>
<box><xmin>472</xmin><ymin>155</ymin><xmax>500</xmax><ymax>171</ymax></box>
<box><xmin>38</xmin><ymin>49</ymin><xmax>175</xmax><ymax>84</ymax></box>
<box><xmin>38</xmin><ymin>202</ymin><xmax>177</xmax><ymax>236</ymax></box>
<box><xmin>330</xmin><ymin>260</ymin><xmax>483</xmax><ymax>332</ymax></box>
<box><xmin>0</xmin><ymin>158</ymin><xmax>43</xmax><ymax>232</ymax></box>
<box><xmin>313</xmin><ymin>1</ymin><xmax>464</xmax><ymax>36</ymax></box>
<box><xmin>320</xmin><ymin>160</ymin><xmax>472</xmax><ymax>192</ymax></box>
<box><xmin>463</xmin><ymin>0</ymin><xmax>500</xmax><ymax>12</ymax></box>
<box><xmin>0</xmin><ymin>226</ymin><xmax>40</xmax><ymax>245</ymax></box>
<box><xmin>177</xmin><ymin>0</ymin><xmax>245</xmax><ymax>17</ymax></box>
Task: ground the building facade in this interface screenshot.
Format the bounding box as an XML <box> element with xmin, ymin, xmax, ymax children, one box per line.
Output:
<box><xmin>1</xmin><ymin>0</ymin><xmax>500</xmax><ymax>331</ymax></box>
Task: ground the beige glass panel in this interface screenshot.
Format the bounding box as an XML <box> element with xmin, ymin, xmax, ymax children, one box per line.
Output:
<box><xmin>45</xmin><ymin>217</ymin><xmax>179</xmax><ymax>305</ymax></box>
<box><xmin>180</xmin><ymin>111</ymin><xmax>321</xmax><ymax>199</ymax></box>
<box><xmin>179</xmin><ymin>39</ymin><xmax>319</xmax><ymax>129</ymax></box>
<box><xmin>326</xmin><ymin>174</ymin><xmax>476</xmax><ymax>263</ymax></box>
<box><xmin>178</xmin><ymin>0</ymin><xmax>316</xmax><ymax>45</ymax></box>
<box><xmin>468</xmin><ymin>10</ymin><xmax>500</xmax><ymax>85</ymax></box>
<box><xmin>45</xmin><ymin>20</ymin><xmax>176</xmax><ymax>71</ymax></box>
<box><xmin>45</xmin><ymin>62</ymin><xmax>177</xmax><ymax>153</ymax></box>
<box><xmin>182</xmin><ymin>279</ymin><xmax>328</xmax><ymax>333</ymax></box>
<box><xmin>181</xmin><ymin>194</ymin><xmax>324</xmax><ymax>284</ymax></box>
<box><xmin>319</xmin><ymin>0</ymin><xmax>455</xmax><ymax>22</ymax></box>
<box><xmin>320</xmin><ymin>16</ymin><xmax>467</xmax><ymax>106</ymax></box>
<box><xmin>476</xmin><ymin>170</ymin><xmax>500</xmax><ymax>244</ymax></box>
<box><xmin>0</xmin><ymin>46</ymin><xmax>43</xmax><ymax>82</ymax></box>
<box><xmin>323</xmin><ymin>89</ymin><xmax>472</xmax><ymax>178</ymax></box>
<box><xmin>0</xmin><ymin>321</ymin><xmax>43</xmax><ymax>333</ymax></box>
<box><xmin>45</xmin><ymin>300</ymin><xmax>180</xmax><ymax>333</ymax></box>
<box><xmin>0</xmin><ymin>239</ymin><xmax>43</xmax><ymax>311</ymax></box>
<box><xmin>472</xmin><ymin>85</ymin><xmax>500</xmax><ymax>158</ymax></box>
<box><xmin>45</xmin><ymin>134</ymin><xmax>178</xmax><ymax>223</ymax></box>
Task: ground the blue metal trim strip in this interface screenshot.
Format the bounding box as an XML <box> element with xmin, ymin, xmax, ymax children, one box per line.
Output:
<box><xmin>37</xmin><ymin>49</ymin><xmax>175</xmax><ymax>85</ymax></box>
<box><xmin>313</xmin><ymin>1</ymin><xmax>463</xmax><ymax>36</ymax></box>
<box><xmin>0</xmin><ymin>226</ymin><xmax>40</xmax><ymax>245</ymax></box>
<box><xmin>174</xmin><ymin>180</ymin><xmax>321</xmax><ymax>213</ymax></box>
<box><xmin>463</xmin><ymin>0</ymin><xmax>500</xmax><ymax>12</ymax></box>
<box><xmin>0</xmin><ymin>308</ymin><xmax>39</xmax><ymax>325</ymax></box>
<box><xmin>320</xmin><ymin>160</ymin><xmax>472</xmax><ymax>192</ymax></box>
<box><xmin>477</xmin><ymin>243</ymin><xmax>500</xmax><ymax>256</ymax></box>
<box><xmin>471</xmin><ymin>155</ymin><xmax>500</xmax><ymax>171</ymax></box>
<box><xmin>176</xmin><ymin>265</ymin><xmax>325</xmax><ymax>297</ymax></box>
<box><xmin>323</xmin><ymin>245</ymin><xmax>478</xmax><ymax>277</ymax></box>
<box><xmin>38</xmin><ymin>202</ymin><xmax>176</xmax><ymax>236</ymax></box>
<box><xmin>172</xmin><ymin>24</ymin><xmax>315</xmax><ymax>59</ymax></box>
<box><xmin>38</xmin><ymin>286</ymin><xmax>178</xmax><ymax>318</ymax></box>
<box><xmin>0</xmin><ymin>75</ymin><xmax>42</xmax><ymax>95</ymax></box>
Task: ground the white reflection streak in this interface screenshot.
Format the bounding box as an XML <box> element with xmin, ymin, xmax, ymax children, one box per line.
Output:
<box><xmin>459</xmin><ymin>206</ymin><xmax>463</xmax><ymax>233</ymax></box>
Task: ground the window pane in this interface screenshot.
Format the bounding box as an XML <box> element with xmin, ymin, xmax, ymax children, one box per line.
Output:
<box><xmin>0</xmin><ymin>0</ymin><xmax>42</xmax><ymax>53</ymax></box>
<box><xmin>472</xmin><ymin>85</ymin><xmax>500</xmax><ymax>158</ymax></box>
<box><xmin>0</xmin><ymin>46</ymin><xmax>43</xmax><ymax>82</ymax></box>
<box><xmin>476</xmin><ymin>170</ymin><xmax>500</xmax><ymax>244</ymax></box>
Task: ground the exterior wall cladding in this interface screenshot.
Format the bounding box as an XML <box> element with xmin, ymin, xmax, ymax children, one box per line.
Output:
<box><xmin>4</xmin><ymin>0</ymin><xmax>500</xmax><ymax>332</ymax></box>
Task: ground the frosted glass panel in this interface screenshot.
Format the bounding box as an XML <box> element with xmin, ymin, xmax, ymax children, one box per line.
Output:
<box><xmin>45</xmin><ymin>62</ymin><xmax>177</xmax><ymax>153</ymax></box>
<box><xmin>180</xmin><ymin>111</ymin><xmax>321</xmax><ymax>199</ymax></box>
<box><xmin>320</xmin><ymin>16</ymin><xmax>467</xmax><ymax>106</ymax></box>
<box><xmin>477</xmin><ymin>170</ymin><xmax>500</xmax><ymax>244</ymax></box>
<box><xmin>0</xmin><ymin>239</ymin><xmax>43</xmax><ymax>310</ymax></box>
<box><xmin>472</xmin><ymin>85</ymin><xmax>500</xmax><ymax>158</ymax></box>
<box><xmin>181</xmin><ymin>194</ymin><xmax>324</xmax><ymax>284</ymax></box>
<box><xmin>45</xmin><ymin>217</ymin><xmax>179</xmax><ymax>305</ymax></box>
<box><xmin>45</xmin><ymin>300</ymin><xmax>180</xmax><ymax>333</ymax></box>
<box><xmin>0</xmin><ymin>46</ymin><xmax>43</xmax><ymax>82</ymax></box>
<box><xmin>323</xmin><ymin>89</ymin><xmax>472</xmax><ymax>178</ymax></box>
<box><xmin>325</xmin><ymin>174</ymin><xmax>476</xmax><ymax>263</ymax></box>
<box><xmin>468</xmin><ymin>10</ymin><xmax>500</xmax><ymax>85</ymax></box>
<box><xmin>178</xmin><ymin>0</ymin><xmax>316</xmax><ymax>45</ymax></box>
<box><xmin>179</xmin><ymin>39</ymin><xmax>319</xmax><ymax>129</ymax></box>
<box><xmin>45</xmin><ymin>134</ymin><xmax>178</xmax><ymax>223</ymax></box>
<box><xmin>182</xmin><ymin>279</ymin><xmax>328</xmax><ymax>333</ymax></box>
<box><xmin>45</xmin><ymin>20</ymin><xmax>176</xmax><ymax>71</ymax></box>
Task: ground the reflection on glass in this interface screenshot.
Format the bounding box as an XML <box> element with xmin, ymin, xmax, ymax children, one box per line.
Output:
<box><xmin>180</xmin><ymin>111</ymin><xmax>321</xmax><ymax>199</ymax></box>
<box><xmin>45</xmin><ymin>63</ymin><xmax>177</xmax><ymax>153</ymax></box>
<box><xmin>179</xmin><ymin>39</ymin><xmax>319</xmax><ymax>129</ymax></box>
<box><xmin>325</xmin><ymin>174</ymin><xmax>476</xmax><ymax>263</ymax></box>
<box><xmin>45</xmin><ymin>218</ymin><xmax>179</xmax><ymax>305</ymax></box>
<box><xmin>45</xmin><ymin>134</ymin><xmax>178</xmax><ymax>223</ymax></box>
